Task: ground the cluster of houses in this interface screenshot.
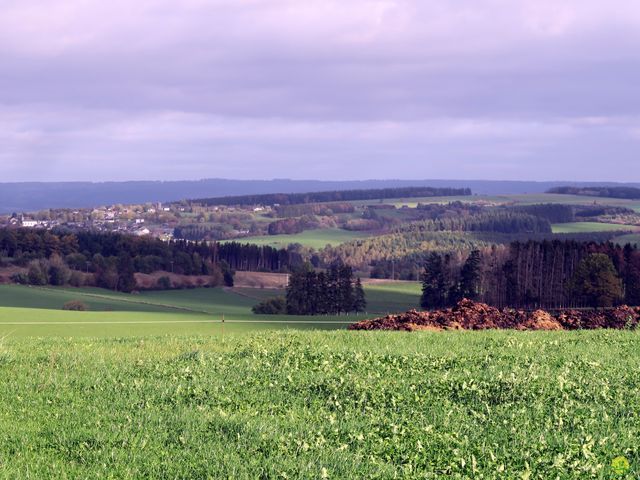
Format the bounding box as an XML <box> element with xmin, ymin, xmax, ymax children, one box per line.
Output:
<box><xmin>0</xmin><ymin>204</ymin><xmax>175</xmax><ymax>241</ymax></box>
<box><xmin>0</xmin><ymin>200</ymin><xmax>277</xmax><ymax>242</ymax></box>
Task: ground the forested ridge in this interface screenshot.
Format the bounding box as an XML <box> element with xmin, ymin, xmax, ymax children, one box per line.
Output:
<box><xmin>190</xmin><ymin>186</ymin><xmax>471</xmax><ymax>207</ymax></box>
<box><xmin>548</xmin><ymin>186</ymin><xmax>640</xmax><ymax>200</ymax></box>
<box><xmin>320</xmin><ymin>211</ymin><xmax>554</xmax><ymax>273</ymax></box>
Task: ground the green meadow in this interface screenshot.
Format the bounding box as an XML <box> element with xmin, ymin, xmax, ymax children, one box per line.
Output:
<box><xmin>0</xmin><ymin>330</ymin><xmax>639</xmax><ymax>478</ymax></box>
<box><xmin>0</xmin><ymin>282</ymin><xmax>421</xmax><ymax>337</ymax></box>
<box><xmin>223</xmin><ymin>228</ymin><xmax>372</xmax><ymax>249</ymax></box>
<box><xmin>551</xmin><ymin>222</ymin><xmax>639</xmax><ymax>234</ymax></box>
<box><xmin>1</xmin><ymin>283</ymin><xmax>638</xmax><ymax>478</ymax></box>
<box><xmin>350</xmin><ymin>193</ymin><xmax>640</xmax><ymax>209</ymax></box>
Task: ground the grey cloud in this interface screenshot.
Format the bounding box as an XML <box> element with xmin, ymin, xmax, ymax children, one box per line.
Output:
<box><xmin>0</xmin><ymin>0</ymin><xmax>639</xmax><ymax>181</ymax></box>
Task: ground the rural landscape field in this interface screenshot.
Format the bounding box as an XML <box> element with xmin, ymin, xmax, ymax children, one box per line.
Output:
<box><xmin>4</xmin><ymin>0</ymin><xmax>640</xmax><ymax>477</ymax></box>
<box><xmin>2</xmin><ymin>330</ymin><xmax>639</xmax><ymax>478</ymax></box>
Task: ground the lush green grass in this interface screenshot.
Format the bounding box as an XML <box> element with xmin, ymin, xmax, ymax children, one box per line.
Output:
<box><xmin>0</xmin><ymin>282</ymin><xmax>423</xmax><ymax>337</ymax></box>
<box><xmin>364</xmin><ymin>281</ymin><xmax>422</xmax><ymax>313</ymax></box>
<box><xmin>551</xmin><ymin>222</ymin><xmax>638</xmax><ymax>234</ymax></box>
<box><xmin>0</xmin><ymin>285</ymin><xmax>179</xmax><ymax>313</ymax></box>
<box><xmin>0</xmin><ymin>330</ymin><xmax>638</xmax><ymax>478</ymax></box>
<box><xmin>224</xmin><ymin>228</ymin><xmax>372</xmax><ymax>249</ymax></box>
<box><xmin>0</xmin><ymin>286</ymin><xmax>380</xmax><ymax>337</ymax></box>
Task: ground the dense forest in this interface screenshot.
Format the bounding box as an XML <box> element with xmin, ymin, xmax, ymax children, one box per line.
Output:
<box><xmin>396</xmin><ymin>211</ymin><xmax>552</xmax><ymax>235</ymax></box>
<box><xmin>548</xmin><ymin>186</ymin><xmax>640</xmax><ymax>200</ymax></box>
<box><xmin>285</xmin><ymin>264</ymin><xmax>366</xmax><ymax>315</ymax></box>
<box><xmin>0</xmin><ymin>228</ymin><xmax>297</xmax><ymax>291</ymax></box>
<box><xmin>420</xmin><ymin>241</ymin><xmax>640</xmax><ymax>309</ymax></box>
<box><xmin>320</xmin><ymin>211</ymin><xmax>554</xmax><ymax>272</ymax></box>
<box><xmin>190</xmin><ymin>186</ymin><xmax>471</xmax><ymax>207</ymax></box>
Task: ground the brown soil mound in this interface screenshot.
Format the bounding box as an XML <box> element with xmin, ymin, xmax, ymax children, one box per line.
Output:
<box><xmin>516</xmin><ymin>310</ymin><xmax>562</xmax><ymax>331</ymax></box>
<box><xmin>349</xmin><ymin>300</ymin><xmax>640</xmax><ymax>332</ymax></box>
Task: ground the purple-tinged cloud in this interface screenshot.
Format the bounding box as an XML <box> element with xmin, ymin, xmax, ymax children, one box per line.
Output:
<box><xmin>1</xmin><ymin>0</ymin><xmax>639</xmax><ymax>181</ymax></box>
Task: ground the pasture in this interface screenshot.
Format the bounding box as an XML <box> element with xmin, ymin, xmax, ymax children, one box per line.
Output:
<box><xmin>0</xmin><ymin>282</ymin><xmax>421</xmax><ymax>337</ymax></box>
<box><xmin>0</xmin><ymin>330</ymin><xmax>638</xmax><ymax>478</ymax></box>
<box><xmin>223</xmin><ymin>228</ymin><xmax>371</xmax><ymax>249</ymax></box>
<box><xmin>551</xmin><ymin>222</ymin><xmax>639</xmax><ymax>234</ymax></box>
<box><xmin>350</xmin><ymin>193</ymin><xmax>640</xmax><ymax>210</ymax></box>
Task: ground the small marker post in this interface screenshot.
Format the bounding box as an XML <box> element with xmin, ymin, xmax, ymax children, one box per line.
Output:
<box><xmin>221</xmin><ymin>313</ymin><xmax>225</xmax><ymax>340</ymax></box>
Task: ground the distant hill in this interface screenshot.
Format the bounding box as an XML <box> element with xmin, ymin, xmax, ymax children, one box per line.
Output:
<box><xmin>548</xmin><ymin>186</ymin><xmax>640</xmax><ymax>200</ymax></box>
<box><xmin>190</xmin><ymin>186</ymin><xmax>471</xmax><ymax>207</ymax></box>
<box><xmin>1</xmin><ymin>178</ymin><xmax>639</xmax><ymax>213</ymax></box>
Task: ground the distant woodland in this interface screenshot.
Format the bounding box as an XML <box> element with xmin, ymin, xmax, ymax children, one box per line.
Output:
<box><xmin>190</xmin><ymin>186</ymin><xmax>471</xmax><ymax>207</ymax></box>
<box><xmin>548</xmin><ymin>186</ymin><xmax>640</xmax><ymax>200</ymax></box>
<box><xmin>0</xmin><ymin>229</ymin><xmax>294</xmax><ymax>292</ymax></box>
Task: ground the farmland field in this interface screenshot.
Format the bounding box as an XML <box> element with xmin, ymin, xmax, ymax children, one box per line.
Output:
<box><xmin>0</xmin><ymin>282</ymin><xmax>420</xmax><ymax>337</ymax></box>
<box><xmin>551</xmin><ymin>222</ymin><xmax>638</xmax><ymax>234</ymax></box>
<box><xmin>223</xmin><ymin>228</ymin><xmax>372</xmax><ymax>248</ymax></box>
<box><xmin>0</xmin><ymin>330</ymin><xmax>638</xmax><ymax>478</ymax></box>
<box><xmin>349</xmin><ymin>193</ymin><xmax>640</xmax><ymax>210</ymax></box>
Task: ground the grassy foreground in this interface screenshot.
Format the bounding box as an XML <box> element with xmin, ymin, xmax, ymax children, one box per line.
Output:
<box><xmin>0</xmin><ymin>330</ymin><xmax>639</xmax><ymax>478</ymax></box>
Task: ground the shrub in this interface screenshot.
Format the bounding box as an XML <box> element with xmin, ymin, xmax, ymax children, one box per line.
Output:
<box><xmin>10</xmin><ymin>272</ymin><xmax>29</xmax><ymax>285</ymax></box>
<box><xmin>62</xmin><ymin>300</ymin><xmax>89</xmax><ymax>311</ymax></box>
<box><xmin>69</xmin><ymin>271</ymin><xmax>86</xmax><ymax>287</ymax></box>
<box><xmin>48</xmin><ymin>254</ymin><xmax>71</xmax><ymax>286</ymax></box>
<box><xmin>209</xmin><ymin>265</ymin><xmax>224</xmax><ymax>287</ymax></box>
<box><xmin>28</xmin><ymin>260</ymin><xmax>49</xmax><ymax>286</ymax></box>
<box><xmin>252</xmin><ymin>296</ymin><xmax>287</xmax><ymax>315</ymax></box>
<box><xmin>156</xmin><ymin>276</ymin><xmax>172</xmax><ymax>290</ymax></box>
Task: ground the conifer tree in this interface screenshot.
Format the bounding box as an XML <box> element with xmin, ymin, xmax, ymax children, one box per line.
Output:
<box><xmin>339</xmin><ymin>265</ymin><xmax>355</xmax><ymax>313</ymax></box>
<box><xmin>353</xmin><ymin>277</ymin><xmax>367</xmax><ymax>313</ymax></box>
<box><xmin>421</xmin><ymin>253</ymin><xmax>446</xmax><ymax>308</ymax></box>
<box><xmin>459</xmin><ymin>250</ymin><xmax>481</xmax><ymax>300</ymax></box>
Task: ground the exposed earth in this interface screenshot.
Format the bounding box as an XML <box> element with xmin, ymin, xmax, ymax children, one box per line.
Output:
<box><xmin>349</xmin><ymin>299</ymin><xmax>640</xmax><ymax>331</ymax></box>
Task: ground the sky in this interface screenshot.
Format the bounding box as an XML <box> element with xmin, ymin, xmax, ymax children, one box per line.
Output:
<box><xmin>1</xmin><ymin>0</ymin><xmax>639</xmax><ymax>182</ymax></box>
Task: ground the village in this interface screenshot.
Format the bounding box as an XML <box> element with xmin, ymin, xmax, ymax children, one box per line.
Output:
<box><xmin>0</xmin><ymin>201</ymin><xmax>274</xmax><ymax>242</ymax></box>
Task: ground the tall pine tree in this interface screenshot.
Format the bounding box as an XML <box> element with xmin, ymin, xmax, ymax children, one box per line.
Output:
<box><xmin>421</xmin><ymin>253</ymin><xmax>447</xmax><ymax>309</ymax></box>
<box><xmin>353</xmin><ymin>277</ymin><xmax>367</xmax><ymax>313</ymax></box>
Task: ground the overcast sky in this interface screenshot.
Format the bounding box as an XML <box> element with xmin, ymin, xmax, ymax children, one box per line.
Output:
<box><xmin>1</xmin><ymin>0</ymin><xmax>639</xmax><ymax>182</ymax></box>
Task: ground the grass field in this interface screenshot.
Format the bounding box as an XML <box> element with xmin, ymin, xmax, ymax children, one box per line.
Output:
<box><xmin>0</xmin><ymin>330</ymin><xmax>638</xmax><ymax>478</ymax></box>
<box><xmin>551</xmin><ymin>222</ymin><xmax>638</xmax><ymax>234</ymax></box>
<box><xmin>224</xmin><ymin>228</ymin><xmax>372</xmax><ymax>249</ymax></box>
<box><xmin>350</xmin><ymin>193</ymin><xmax>640</xmax><ymax>210</ymax></box>
<box><xmin>0</xmin><ymin>282</ymin><xmax>421</xmax><ymax>337</ymax></box>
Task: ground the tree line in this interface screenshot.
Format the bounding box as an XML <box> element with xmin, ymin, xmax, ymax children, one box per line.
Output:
<box><xmin>548</xmin><ymin>186</ymin><xmax>640</xmax><ymax>200</ymax></box>
<box><xmin>191</xmin><ymin>186</ymin><xmax>471</xmax><ymax>207</ymax></box>
<box><xmin>420</xmin><ymin>240</ymin><xmax>640</xmax><ymax>309</ymax></box>
<box><xmin>0</xmin><ymin>229</ymin><xmax>301</xmax><ymax>291</ymax></box>
<box><xmin>397</xmin><ymin>211</ymin><xmax>552</xmax><ymax>235</ymax></box>
<box><xmin>285</xmin><ymin>264</ymin><xmax>366</xmax><ymax>315</ymax></box>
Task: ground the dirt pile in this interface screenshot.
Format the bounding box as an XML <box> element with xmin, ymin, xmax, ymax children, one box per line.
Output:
<box><xmin>349</xmin><ymin>300</ymin><xmax>640</xmax><ymax>332</ymax></box>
